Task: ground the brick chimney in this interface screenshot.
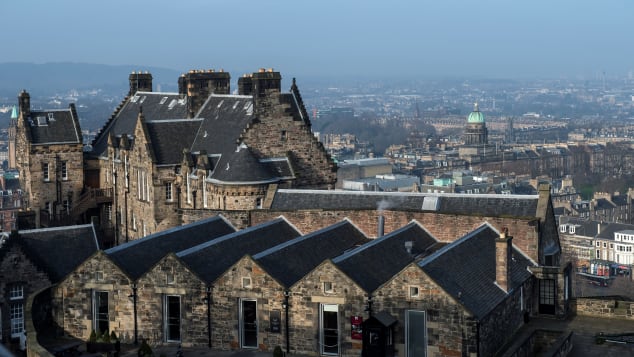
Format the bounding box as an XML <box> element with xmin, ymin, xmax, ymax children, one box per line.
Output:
<box><xmin>496</xmin><ymin>227</ymin><xmax>513</xmax><ymax>293</ymax></box>
<box><xmin>238</xmin><ymin>74</ymin><xmax>253</xmax><ymax>96</ymax></box>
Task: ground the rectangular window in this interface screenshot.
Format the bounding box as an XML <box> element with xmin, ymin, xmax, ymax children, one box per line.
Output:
<box><xmin>61</xmin><ymin>161</ymin><xmax>68</xmax><ymax>180</ymax></box>
<box><xmin>105</xmin><ymin>204</ymin><xmax>112</xmax><ymax>221</ymax></box>
<box><xmin>409</xmin><ymin>286</ymin><xmax>420</xmax><ymax>298</ymax></box>
<box><xmin>165</xmin><ymin>183</ymin><xmax>173</xmax><ymax>201</ymax></box>
<box><xmin>93</xmin><ymin>291</ymin><xmax>109</xmax><ymax>334</ymax></box>
<box><xmin>62</xmin><ymin>199</ymin><xmax>69</xmax><ymax>214</ymax></box>
<box><xmin>405</xmin><ymin>310</ymin><xmax>427</xmax><ymax>357</ymax></box>
<box><xmin>43</xmin><ymin>163</ymin><xmax>50</xmax><ymax>181</ymax></box>
<box><xmin>203</xmin><ymin>179</ymin><xmax>208</xmax><ymax>208</ymax></box>
<box><xmin>10</xmin><ymin>303</ymin><xmax>24</xmax><ymax>337</ymax></box>
<box><xmin>167</xmin><ymin>273</ymin><xmax>176</xmax><ymax>285</ymax></box>
<box><xmin>44</xmin><ymin>201</ymin><xmax>51</xmax><ymax>212</ymax></box>
<box><xmin>242</xmin><ymin>277</ymin><xmax>252</xmax><ymax>289</ymax></box>
<box><xmin>596</xmin><ymin>241</ymin><xmax>600</xmax><ymax>247</ymax></box>
<box><xmin>596</xmin><ymin>249</ymin><xmax>600</xmax><ymax>258</ymax></box>
<box><xmin>95</xmin><ymin>271</ymin><xmax>104</xmax><ymax>281</ymax></box>
<box><xmin>9</xmin><ymin>285</ymin><xmax>24</xmax><ymax>300</ymax></box>
<box><xmin>323</xmin><ymin>282</ymin><xmax>334</xmax><ymax>294</ymax></box>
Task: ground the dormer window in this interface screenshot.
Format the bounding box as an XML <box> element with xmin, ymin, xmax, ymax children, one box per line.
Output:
<box><xmin>569</xmin><ymin>226</ymin><xmax>575</xmax><ymax>234</ymax></box>
<box><xmin>37</xmin><ymin>116</ymin><xmax>48</xmax><ymax>126</ymax></box>
<box><xmin>560</xmin><ymin>225</ymin><xmax>567</xmax><ymax>233</ymax></box>
<box><xmin>48</xmin><ymin>112</ymin><xmax>54</xmax><ymax>121</ymax></box>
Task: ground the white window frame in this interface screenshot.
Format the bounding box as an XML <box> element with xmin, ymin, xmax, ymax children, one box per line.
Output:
<box><xmin>9</xmin><ymin>285</ymin><xmax>23</xmax><ymax>300</ymax></box>
<box><xmin>165</xmin><ymin>182</ymin><xmax>173</xmax><ymax>202</ymax></box>
<box><xmin>10</xmin><ymin>303</ymin><xmax>24</xmax><ymax>337</ymax></box>
<box><xmin>409</xmin><ymin>286</ymin><xmax>420</xmax><ymax>298</ymax></box>
<box><xmin>43</xmin><ymin>163</ymin><xmax>50</xmax><ymax>182</ymax></box>
<box><xmin>242</xmin><ymin>277</ymin><xmax>252</xmax><ymax>289</ymax></box>
<box><xmin>61</xmin><ymin>161</ymin><xmax>68</xmax><ymax>180</ymax></box>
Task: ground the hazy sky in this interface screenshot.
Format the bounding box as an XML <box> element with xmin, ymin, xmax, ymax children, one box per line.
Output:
<box><xmin>2</xmin><ymin>0</ymin><xmax>633</xmax><ymax>79</ymax></box>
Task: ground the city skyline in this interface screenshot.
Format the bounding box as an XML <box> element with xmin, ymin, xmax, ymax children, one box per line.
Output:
<box><xmin>1</xmin><ymin>0</ymin><xmax>633</xmax><ymax>79</ymax></box>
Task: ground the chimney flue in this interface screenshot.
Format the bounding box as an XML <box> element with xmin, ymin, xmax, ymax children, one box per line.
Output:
<box><xmin>377</xmin><ymin>215</ymin><xmax>385</xmax><ymax>238</ymax></box>
<box><xmin>496</xmin><ymin>227</ymin><xmax>513</xmax><ymax>293</ymax></box>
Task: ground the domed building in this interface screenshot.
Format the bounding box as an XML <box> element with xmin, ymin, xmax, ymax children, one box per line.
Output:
<box><xmin>464</xmin><ymin>102</ymin><xmax>488</xmax><ymax>145</ymax></box>
<box><xmin>459</xmin><ymin>102</ymin><xmax>494</xmax><ymax>162</ymax></box>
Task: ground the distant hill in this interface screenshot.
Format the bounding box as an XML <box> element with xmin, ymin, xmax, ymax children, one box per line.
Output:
<box><xmin>0</xmin><ymin>62</ymin><xmax>182</xmax><ymax>97</ymax></box>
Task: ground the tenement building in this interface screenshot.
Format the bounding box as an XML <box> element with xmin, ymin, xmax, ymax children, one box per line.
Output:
<box><xmin>10</xmin><ymin>186</ymin><xmax>571</xmax><ymax>356</ymax></box>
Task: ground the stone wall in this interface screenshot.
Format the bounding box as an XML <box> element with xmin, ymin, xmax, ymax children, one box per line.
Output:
<box><xmin>180</xmin><ymin>209</ymin><xmax>250</xmax><ymax>230</ymax></box>
<box><xmin>575</xmin><ymin>297</ymin><xmax>634</xmax><ymax>320</ymax></box>
<box><xmin>479</xmin><ymin>279</ymin><xmax>533</xmax><ymax>356</ymax></box>
<box><xmin>373</xmin><ymin>264</ymin><xmax>477</xmax><ymax>357</ymax></box>
<box><xmin>242</xmin><ymin>90</ymin><xmax>336</xmax><ymax>189</ymax></box>
<box><xmin>211</xmin><ymin>256</ymin><xmax>286</xmax><ymax>352</ymax></box>
<box><xmin>52</xmin><ymin>252</ymin><xmax>134</xmax><ymax>341</ymax></box>
<box><xmin>289</xmin><ymin>261</ymin><xmax>366</xmax><ymax>357</ymax></box>
<box><xmin>135</xmin><ymin>254</ymin><xmax>207</xmax><ymax>347</ymax></box>
<box><xmin>252</xmin><ymin>209</ymin><xmax>541</xmax><ymax>261</ymax></box>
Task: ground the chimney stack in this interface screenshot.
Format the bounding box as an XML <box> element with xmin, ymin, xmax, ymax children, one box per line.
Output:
<box><xmin>496</xmin><ymin>227</ymin><xmax>513</xmax><ymax>293</ymax></box>
<box><xmin>18</xmin><ymin>90</ymin><xmax>30</xmax><ymax>119</ymax></box>
<box><xmin>128</xmin><ymin>71</ymin><xmax>153</xmax><ymax>96</ymax></box>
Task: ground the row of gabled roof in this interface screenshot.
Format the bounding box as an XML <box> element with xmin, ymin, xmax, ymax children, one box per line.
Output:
<box><xmin>31</xmin><ymin>213</ymin><xmax>536</xmax><ymax>320</ymax></box>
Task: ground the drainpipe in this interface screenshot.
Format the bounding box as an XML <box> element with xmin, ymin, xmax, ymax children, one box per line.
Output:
<box><xmin>283</xmin><ymin>290</ymin><xmax>290</xmax><ymax>354</ymax></box>
<box><xmin>131</xmin><ymin>283</ymin><xmax>138</xmax><ymax>345</ymax></box>
<box><xmin>205</xmin><ymin>286</ymin><xmax>212</xmax><ymax>348</ymax></box>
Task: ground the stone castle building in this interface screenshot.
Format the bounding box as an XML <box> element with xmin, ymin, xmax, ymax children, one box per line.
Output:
<box><xmin>10</xmin><ymin>90</ymin><xmax>85</xmax><ymax>228</ymax></box>
<box><xmin>10</xmin><ymin>68</ymin><xmax>337</xmax><ymax>242</ymax></box>
<box><xmin>9</xmin><ymin>185</ymin><xmax>570</xmax><ymax>357</ymax></box>
<box><xmin>87</xmin><ymin>68</ymin><xmax>336</xmax><ymax>244</ymax></box>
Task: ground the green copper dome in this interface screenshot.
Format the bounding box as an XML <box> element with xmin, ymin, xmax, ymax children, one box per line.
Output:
<box><xmin>467</xmin><ymin>102</ymin><xmax>485</xmax><ymax>123</ymax></box>
<box><xmin>10</xmin><ymin>106</ymin><xmax>18</xmax><ymax>119</ymax></box>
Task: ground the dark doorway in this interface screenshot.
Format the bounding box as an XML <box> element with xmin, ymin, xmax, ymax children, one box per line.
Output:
<box><xmin>539</xmin><ymin>279</ymin><xmax>556</xmax><ymax>314</ymax></box>
<box><xmin>320</xmin><ymin>304</ymin><xmax>339</xmax><ymax>355</ymax></box>
<box><xmin>165</xmin><ymin>295</ymin><xmax>181</xmax><ymax>341</ymax></box>
<box><xmin>241</xmin><ymin>299</ymin><xmax>258</xmax><ymax>348</ymax></box>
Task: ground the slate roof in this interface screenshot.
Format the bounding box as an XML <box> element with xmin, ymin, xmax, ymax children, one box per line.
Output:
<box><xmin>418</xmin><ymin>223</ymin><xmax>535</xmax><ymax>319</ymax></box>
<box><xmin>26</xmin><ymin>108</ymin><xmax>81</xmax><ymax>145</ymax></box>
<box><xmin>190</xmin><ymin>94</ymin><xmax>253</xmax><ymax>155</ymax></box>
<box><xmin>92</xmin><ymin>92</ymin><xmax>188</xmax><ymax>157</ymax></box>
<box><xmin>596</xmin><ymin>222</ymin><xmax>634</xmax><ymax>241</ymax></box>
<box><xmin>105</xmin><ymin>215</ymin><xmax>235</xmax><ymax>280</ymax></box>
<box><xmin>145</xmin><ymin>119</ymin><xmax>202</xmax><ymax>165</ymax></box>
<box><xmin>16</xmin><ymin>224</ymin><xmax>99</xmax><ymax>282</ymax></box>
<box><xmin>270</xmin><ymin>189</ymin><xmax>539</xmax><ymax>217</ymax></box>
<box><xmin>253</xmin><ymin>220</ymin><xmax>370</xmax><ymax>288</ymax></box>
<box><xmin>208</xmin><ymin>145</ymin><xmax>280</xmax><ymax>184</ymax></box>
<box><xmin>332</xmin><ymin>222</ymin><xmax>439</xmax><ymax>292</ymax></box>
<box><xmin>558</xmin><ymin>217</ymin><xmax>604</xmax><ymax>238</ymax></box>
<box><xmin>177</xmin><ymin>217</ymin><xmax>301</xmax><ymax>284</ymax></box>
<box><xmin>594</xmin><ymin>198</ymin><xmax>617</xmax><ymax>210</ymax></box>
